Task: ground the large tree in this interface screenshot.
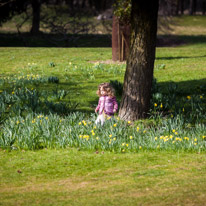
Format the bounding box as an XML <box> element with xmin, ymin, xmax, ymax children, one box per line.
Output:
<box><xmin>118</xmin><ymin>0</ymin><xmax>159</xmax><ymax>121</ymax></box>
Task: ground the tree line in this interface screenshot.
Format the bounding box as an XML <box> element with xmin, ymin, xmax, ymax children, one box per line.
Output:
<box><xmin>0</xmin><ymin>0</ymin><xmax>206</xmax><ymax>35</ymax></box>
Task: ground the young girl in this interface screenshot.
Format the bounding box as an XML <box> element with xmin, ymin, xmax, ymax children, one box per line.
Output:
<box><xmin>95</xmin><ymin>82</ymin><xmax>118</xmax><ymax>125</ymax></box>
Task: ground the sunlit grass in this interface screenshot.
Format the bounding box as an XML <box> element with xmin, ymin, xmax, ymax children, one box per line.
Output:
<box><xmin>0</xmin><ymin>15</ymin><xmax>206</xmax><ymax>206</ymax></box>
<box><xmin>0</xmin><ymin>149</ymin><xmax>206</xmax><ymax>206</ymax></box>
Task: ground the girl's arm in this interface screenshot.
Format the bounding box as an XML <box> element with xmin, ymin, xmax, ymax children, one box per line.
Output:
<box><xmin>113</xmin><ymin>97</ymin><xmax>118</xmax><ymax>112</ymax></box>
<box><xmin>95</xmin><ymin>98</ymin><xmax>101</xmax><ymax>112</ymax></box>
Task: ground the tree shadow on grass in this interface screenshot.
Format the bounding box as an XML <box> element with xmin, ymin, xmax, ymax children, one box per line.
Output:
<box><xmin>157</xmin><ymin>78</ymin><xmax>206</xmax><ymax>95</ymax></box>
<box><xmin>157</xmin><ymin>34</ymin><xmax>206</xmax><ymax>47</ymax></box>
<box><xmin>156</xmin><ymin>55</ymin><xmax>206</xmax><ymax>60</ymax></box>
<box><xmin>0</xmin><ymin>32</ymin><xmax>112</xmax><ymax>47</ymax></box>
<box><xmin>1</xmin><ymin>32</ymin><xmax>206</xmax><ymax>47</ymax></box>
<box><xmin>83</xmin><ymin>78</ymin><xmax>206</xmax><ymax>115</ymax></box>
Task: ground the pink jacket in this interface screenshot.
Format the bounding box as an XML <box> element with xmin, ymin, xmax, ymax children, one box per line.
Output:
<box><xmin>96</xmin><ymin>96</ymin><xmax>118</xmax><ymax>116</ymax></box>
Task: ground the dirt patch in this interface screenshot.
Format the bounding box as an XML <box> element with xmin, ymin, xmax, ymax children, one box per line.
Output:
<box><xmin>89</xmin><ymin>59</ymin><xmax>126</xmax><ymax>65</ymax></box>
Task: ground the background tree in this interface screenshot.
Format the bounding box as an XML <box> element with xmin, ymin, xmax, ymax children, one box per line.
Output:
<box><xmin>30</xmin><ymin>0</ymin><xmax>41</xmax><ymax>34</ymax></box>
<box><xmin>112</xmin><ymin>0</ymin><xmax>131</xmax><ymax>61</ymax></box>
<box><xmin>118</xmin><ymin>0</ymin><xmax>159</xmax><ymax>121</ymax></box>
<box><xmin>0</xmin><ymin>0</ymin><xmax>29</xmax><ymax>26</ymax></box>
<box><xmin>0</xmin><ymin>0</ymin><xmax>42</xmax><ymax>34</ymax></box>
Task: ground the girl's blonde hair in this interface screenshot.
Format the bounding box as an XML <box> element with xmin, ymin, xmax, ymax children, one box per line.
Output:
<box><xmin>96</xmin><ymin>82</ymin><xmax>115</xmax><ymax>97</ymax></box>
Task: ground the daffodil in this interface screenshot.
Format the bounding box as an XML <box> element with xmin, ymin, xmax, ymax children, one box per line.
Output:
<box><xmin>154</xmin><ymin>103</ymin><xmax>157</xmax><ymax>107</ymax></box>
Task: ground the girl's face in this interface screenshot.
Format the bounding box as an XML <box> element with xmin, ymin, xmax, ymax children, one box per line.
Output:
<box><xmin>100</xmin><ymin>87</ymin><xmax>107</xmax><ymax>96</ymax></box>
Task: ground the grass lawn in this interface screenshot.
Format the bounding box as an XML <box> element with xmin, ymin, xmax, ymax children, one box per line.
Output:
<box><xmin>1</xmin><ymin>149</ymin><xmax>206</xmax><ymax>206</ymax></box>
<box><xmin>0</xmin><ymin>16</ymin><xmax>206</xmax><ymax>205</ymax></box>
<box><xmin>0</xmin><ymin>46</ymin><xmax>206</xmax><ymax>111</ymax></box>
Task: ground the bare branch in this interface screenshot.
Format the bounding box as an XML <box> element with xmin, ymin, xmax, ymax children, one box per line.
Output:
<box><xmin>0</xmin><ymin>0</ymin><xmax>16</xmax><ymax>7</ymax></box>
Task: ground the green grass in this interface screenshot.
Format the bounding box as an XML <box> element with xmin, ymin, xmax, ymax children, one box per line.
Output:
<box><xmin>1</xmin><ymin>149</ymin><xmax>206</xmax><ymax>206</ymax></box>
<box><xmin>0</xmin><ymin>15</ymin><xmax>206</xmax><ymax>205</ymax></box>
<box><xmin>0</xmin><ymin>46</ymin><xmax>205</xmax><ymax>111</ymax></box>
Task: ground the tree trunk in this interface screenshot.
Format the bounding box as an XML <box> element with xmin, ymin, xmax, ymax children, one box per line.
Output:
<box><xmin>118</xmin><ymin>0</ymin><xmax>159</xmax><ymax>121</ymax></box>
<box><xmin>175</xmin><ymin>0</ymin><xmax>180</xmax><ymax>15</ymax></box>
<box><xmin>203</xmin><ymin>0</ymin><xmax>206</xmax><ymax>15</ymax></box>
<box><xmin>180</xmin><ymin>0</ymin><xmax>184</xmax><ymax>14</ymax></box>
<box><xmin>30</xmin><ymin>0</ymin><xmax>41</xmax><ymax>34</ymax></box>
<box><xmin>189</xmin><ymin>0</ymin><xmax>196</xmax><ymax>15</ymax></box>
<box><xmin>112</xmin><ymin>16</ymin><xmax>131</xmax><ymax>62</ymax></box>
<box><xmin>112</xmin><ymin>16</ymin><xmax>119</xmax><ymax>61</ymax></box>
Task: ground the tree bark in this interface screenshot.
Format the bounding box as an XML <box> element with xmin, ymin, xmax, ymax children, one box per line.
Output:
<box><xmin>112</xmin><ymin>16</ymin><xmax>119</xmax><ymax>61</ymax></box>
<box><xmin>118</xmin><ymin>0</ymin><xmax>159</xmax><ymax>121</ymax></box>
<box><xmin>189</xmin><ymin>0</ymin><xmax>196</xmax><ymax>15</ymax></box>
<box><xmin>180</xmin><ymin>0</ymin><xmax>184</xmax><ymax>15</ymax></box>
<box><xmin>175</xmin><ymin>0</ymin><xmax>180</xmax><ymax>15</ymax></box>
<box><xmin>112</xmin><ymin>16</ymin><xmax>131</xmax><ymax>62</ymax></box>
<box><xmin>30</xmin><ymin>0</ymin><xmax>41</xmax><ymax>34</ymax></box>
<box><xmin>202</xmin><ymin>0</ymin><xmax>206</xmax><ymax>15</ymax></box>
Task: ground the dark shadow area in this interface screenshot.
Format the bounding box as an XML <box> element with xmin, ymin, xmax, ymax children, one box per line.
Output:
<box><xmin>85</xmin><ymin>78</ymin><xmax>206</xmax><ymax>116</ymax></box>
<box><xmin>157</xmin><ymin>78</ymin><xmax>206</xmax><ymax>95</ymax></box>
<box><xmin>1</xmin><ymin>32</ymin><xmax>206</xmax><ymax>47</ymax></box>
<box><xmin>156</xmin><ymin>54</ymin><xmax>206</xmax><ymax>60</ymax></box>
<box><xmin>0</xmin><ymin>32</ymin><xmax>112</xmax><ymax>47</ymax></box>
<box><xmin>157</xmin><ymin>34</ymin><xmax>206</xmax><ymax>47</ymax></box>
